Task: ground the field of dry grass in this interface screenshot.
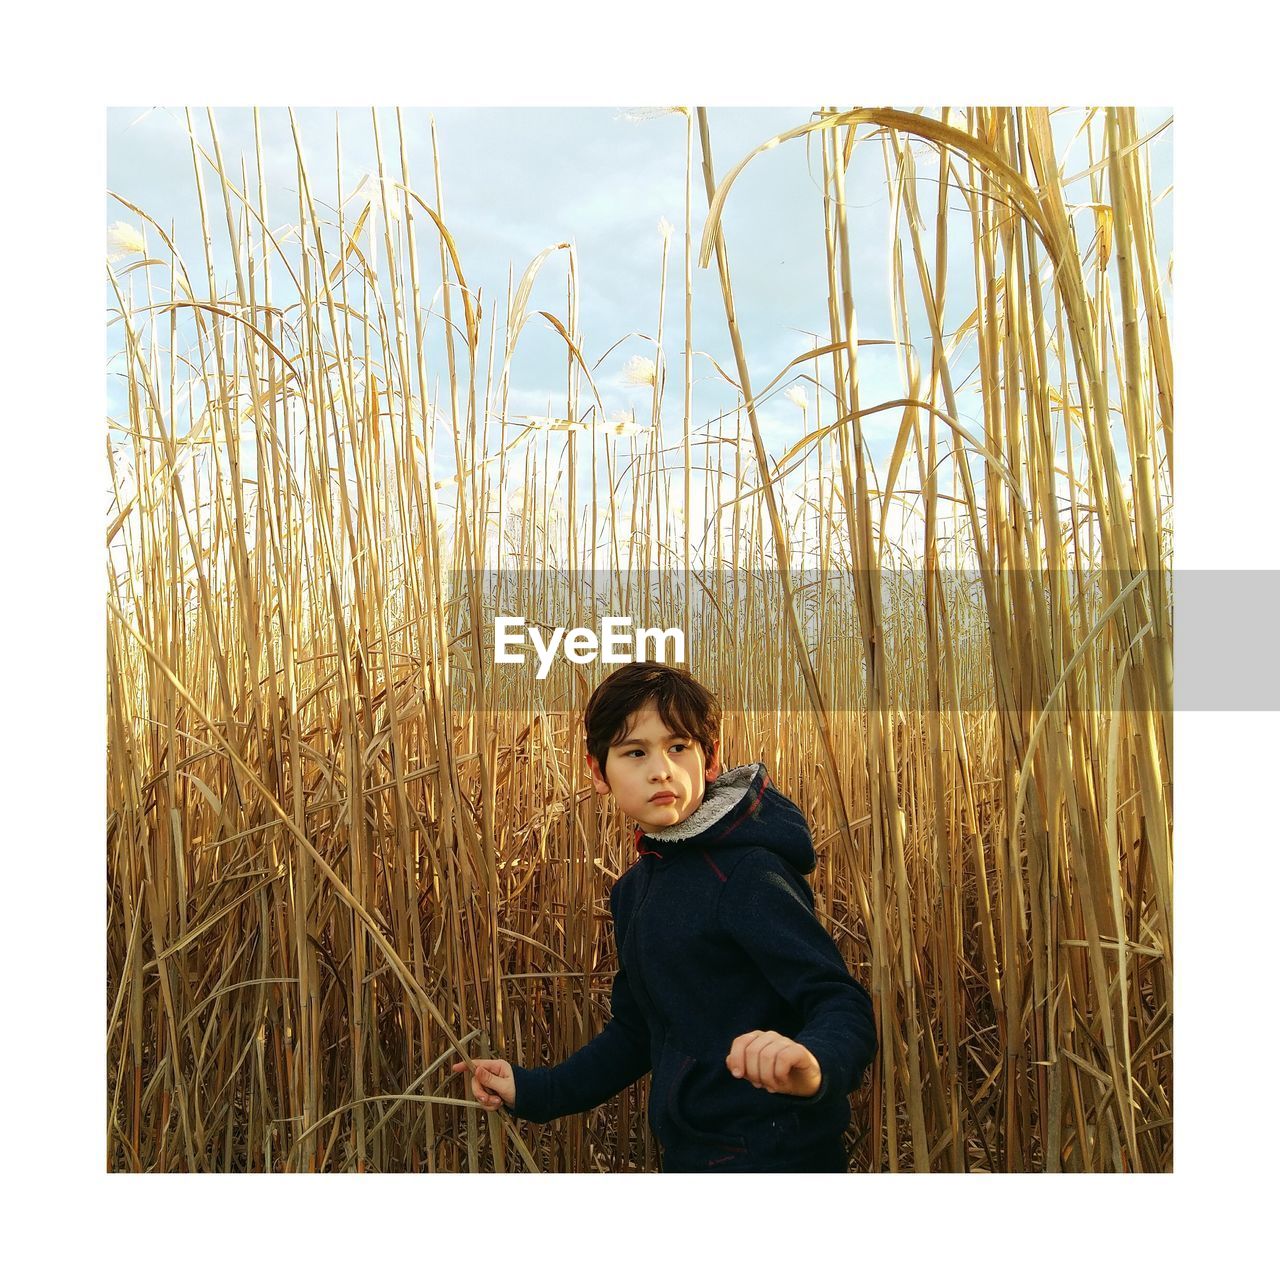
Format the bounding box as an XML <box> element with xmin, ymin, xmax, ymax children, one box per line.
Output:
<box><xmin>106</xmin><ymin>105</ymin><xmax>1172</xmax><ymax>1171</ymax></box>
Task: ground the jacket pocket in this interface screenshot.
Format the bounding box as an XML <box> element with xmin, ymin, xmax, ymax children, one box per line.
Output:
<box><xmin>661</xmin><ymin>1049</ymin><xmax>748</xmax><ymax>1153</ymax></box>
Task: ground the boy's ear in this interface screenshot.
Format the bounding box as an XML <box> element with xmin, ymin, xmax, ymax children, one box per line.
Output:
<box><xmin>705</xmin><ymin>740</ymin><xmax>721</xmax><ymax>783</ymax></box>
<box><xmin>587</xmin><ymin>752</ymin><xmax>611</xmax><ymax>796</ymax></box>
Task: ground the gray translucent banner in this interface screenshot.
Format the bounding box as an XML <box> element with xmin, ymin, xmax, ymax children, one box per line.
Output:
<box><xmin>433</xmin><ymin>568</ymin><xmax>1275</xmax><ymax>711</ymax></box>
<box><xmin>1173</xmin><ymin>569</ymin><xmax>1279</xmax><ymax>710</ymax></box>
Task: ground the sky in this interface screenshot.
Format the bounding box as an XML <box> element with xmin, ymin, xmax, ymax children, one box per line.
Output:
<box><xmin>105</xmin><ymin>105</ymin><xmax>1174</xmax><ymax>566</ymax></box>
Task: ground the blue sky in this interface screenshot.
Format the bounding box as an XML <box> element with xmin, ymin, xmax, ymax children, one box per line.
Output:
<box><xmin>106</xmin><ymin>105</ymin><xmax>1173</xmax><ymax>559</ymax></box>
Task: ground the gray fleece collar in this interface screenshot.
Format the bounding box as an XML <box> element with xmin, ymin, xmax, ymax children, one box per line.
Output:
<box><xmin>642</xmin><ymin>761</ymin><xmax>766</xmax><ymax>843</ymax></box>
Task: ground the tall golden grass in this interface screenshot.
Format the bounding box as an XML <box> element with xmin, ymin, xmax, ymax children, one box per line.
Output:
<box><xmin>106</xmin><ymin>105</ymin><xmax>1172</xmax><ymax>1171</ymax></box>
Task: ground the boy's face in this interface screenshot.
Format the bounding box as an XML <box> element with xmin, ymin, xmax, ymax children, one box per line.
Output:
<box><xmin>588</xmin><ymin>699</ymin><xmax>720</xmax><ymax>833</ymax></box>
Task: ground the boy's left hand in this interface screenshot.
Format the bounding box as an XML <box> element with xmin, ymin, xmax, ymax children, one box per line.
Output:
<box><xmin>726</xmin><ymin>1030</ymin><xmax>822</xmax><ymax>1097</ymax></box>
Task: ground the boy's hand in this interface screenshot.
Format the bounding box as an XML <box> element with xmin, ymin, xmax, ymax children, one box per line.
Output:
<box><xmin>451</xmin><ymin>1057</ymin><xmax>516</xmax><ymax>1111</ymax></box>
<box><xmin>726</xmin><ymin>1030</ymin><xmax>822</xmax><ymax>1097</ymax></box>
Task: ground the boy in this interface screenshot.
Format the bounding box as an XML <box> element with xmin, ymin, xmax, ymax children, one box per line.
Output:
<box><xmin>452</xmin><ymin>661</ymin><xmax>878</xmax><ymax>1173</ymax></box>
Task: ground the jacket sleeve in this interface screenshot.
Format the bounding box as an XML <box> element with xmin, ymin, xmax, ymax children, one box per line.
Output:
<box><xmin>503</xmin><ymin>878</ymin><xmax>652</xmax><ymax>1123</ymax></box>
<box><xmin>716</xmin><ymin>848</ymin><xmax>877</xmax><ymax>1106</ymax></box>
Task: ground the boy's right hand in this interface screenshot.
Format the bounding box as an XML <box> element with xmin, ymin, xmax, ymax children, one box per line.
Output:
<box><xmin>451</xmin><ymin>1058</ymin><xmax>516</xmax><ymax>1112</ymax></box>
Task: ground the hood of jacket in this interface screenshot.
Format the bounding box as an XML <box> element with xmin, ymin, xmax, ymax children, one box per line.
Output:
<box><xmin>635</xmin><ymin>761</ymin><xmax>817</xmax><ymax>877</ymax></box>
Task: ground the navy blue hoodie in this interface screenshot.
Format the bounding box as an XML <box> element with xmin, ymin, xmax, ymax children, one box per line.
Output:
<box><xmin>504</xmin><ymin>762</ymin><xmax>878</xmax><ymax>1172</ymax></box>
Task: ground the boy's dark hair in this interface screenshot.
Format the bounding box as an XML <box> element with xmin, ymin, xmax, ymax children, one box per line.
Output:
<box><xmin>585</xmin><ymin>662</ymin><xmax>721</xmax><ymax>779</ymax></box>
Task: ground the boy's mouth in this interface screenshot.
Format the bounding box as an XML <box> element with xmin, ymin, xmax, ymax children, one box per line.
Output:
<box><xmin>649</xmin><ymin>791</ymin><xmax>677</xmax><ymax>804</ymax></box>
